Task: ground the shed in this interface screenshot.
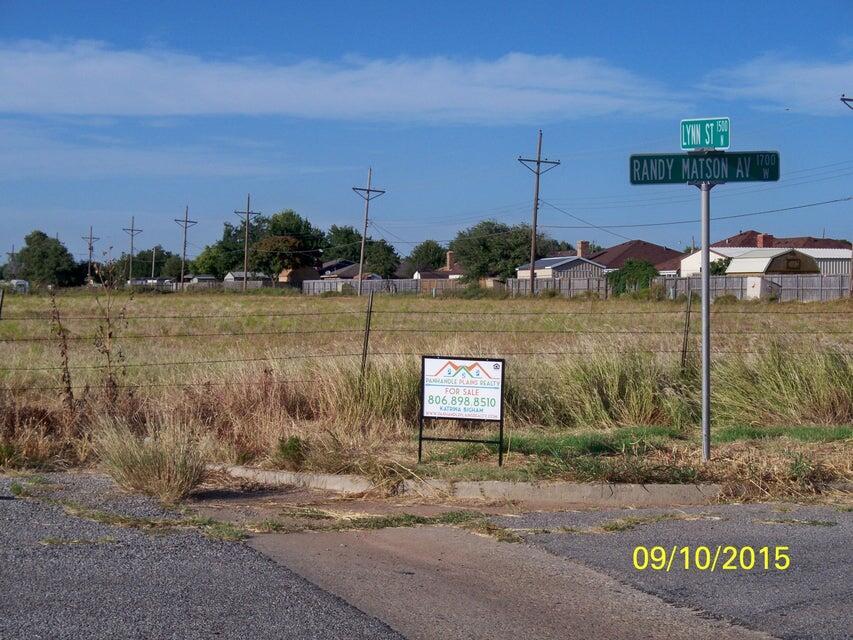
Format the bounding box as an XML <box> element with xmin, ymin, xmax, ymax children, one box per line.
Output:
<box><xmin>725</xmin><ymin>249</ymin><xmax>820</xmax><ymax>275</ymax></box>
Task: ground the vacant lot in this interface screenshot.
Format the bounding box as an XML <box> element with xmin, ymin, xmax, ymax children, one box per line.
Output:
<box><xmin>1</xmin><ymin>291</ymin><xmax>850</xmax><ymax>490</ymax></box>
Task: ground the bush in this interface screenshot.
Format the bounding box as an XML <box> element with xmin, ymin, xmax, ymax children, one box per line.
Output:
<box><xmin>272</xmin><ymin>435</ymin><xmax>308</xmax><ymax>470</ymax></box>
<box><xmin>94</xmin><ymin>416</ymin><xmax>206</xmax><ymax>504</ymax></box>
<box><xmin>714</xmin><ymin>294</ymin><xmax>738</xmax><ymax>305</ymax></box>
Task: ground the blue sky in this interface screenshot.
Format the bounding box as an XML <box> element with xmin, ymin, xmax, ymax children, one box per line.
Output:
<box><xmin>1</xmin><ymin>0</ymin><xmax>852</xmax><ymax>263</ymax></box>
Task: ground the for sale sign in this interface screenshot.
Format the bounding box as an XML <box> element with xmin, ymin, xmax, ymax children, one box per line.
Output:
<box><xmin>421</xmin><ymin>356</ymin><xmax>504</xmax><ymax>422</ymax></box>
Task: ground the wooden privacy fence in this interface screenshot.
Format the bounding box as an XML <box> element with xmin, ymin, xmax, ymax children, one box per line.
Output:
<box><xmin>506</xmin><ymin>277</ymin><xmax>609</xmax><ymax>298</ymax></box>
<box><xmin>655</xmin><ymin>275</ymin><xmax>850</xmax><ymax>302</ymax></box>
<box><xmin>302</xmin><ymin>278</ymin><xmax>472</xmax><ymax>296</ymax></box>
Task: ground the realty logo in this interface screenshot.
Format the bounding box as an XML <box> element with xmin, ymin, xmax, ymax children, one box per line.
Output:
<box><xmin>431</xmin><ymin>360</ymin><xmax>494</xmax><ymax>379</ymax></box>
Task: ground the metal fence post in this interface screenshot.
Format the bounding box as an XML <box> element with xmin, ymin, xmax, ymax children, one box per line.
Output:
<box><xmin>680</xmin><ymin>289</ymin><xmax>693</xmax><ymax>370</ymax></box>
<box><xmin>360</xmin><ymin>291</ymin><xmax>375</xmax><ymax>390</ymax></box>
<box><xmin>0</xmin><ymin>288</ymin><xmax>4</xmax><ymax>320</ymax></box>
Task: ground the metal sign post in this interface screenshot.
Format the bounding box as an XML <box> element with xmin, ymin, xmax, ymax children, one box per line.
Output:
<box><xmin>630</xmin><ymin>119</ymin><xmax>780</xmax><ymax>462</ymax></box>
<box><xmin>419</xmin><ymin>356</ymin><xmax>506</xmax><ymax>466</ymax></box>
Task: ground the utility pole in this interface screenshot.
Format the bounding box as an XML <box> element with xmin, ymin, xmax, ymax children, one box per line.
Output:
<box><xmin>5</xmin><ymin>245</ymin><xmax>17</xmax><ymax>279</ymax></box>
<box><xmin>122</xmin><ymin>216</ymin><xmax>142</xmax><ymax>282</ymax></box>
<box><xmin>174</xmin><ymin>205</ymin><xmax>198</xmax><ymax>291</ymax></box>
<box><xmin>150</xmin><ymin>246</ymin><xmax>157</xmax><ymax>278</ymax></box>
<box><xmin>234</xmin><ymin>194</ymin><xmax>261</xmax><ymax>292</ymax></box>
<box><xmin>81</xmin><ymin>226</ymin><xmax>99</xmax><ymax>283</ymax></box>
<box><xmin>518</xmin><ymin>130</ymin><xmax>560</xmax><ymax>295</ymax></box>
<box><xmin>843</xmin><ymin>95</ymin><xmax>853</xmax><ymax>296</ymax></box>
<box><xmin>352</xmin><ymin>167</ymin><xmax>386</xmax><ymax>296</ymax></box>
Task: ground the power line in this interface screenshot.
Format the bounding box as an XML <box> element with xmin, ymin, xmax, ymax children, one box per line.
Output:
<box><xmin>121</xmin><ymin>216</ymin><xmax>143</xmax><ymax>281</ymax></box>
<box><xmin>234</xmin><ymin>194</ymin><xmax>261</xmax><ymax>292</ymax></box>
<box><xmin>174</xmin><ymin>205</ymin><xmax>198</xmax><ymax>291</ymax></box>
<box><xmin>353</xmin><ymin>167</ymin><xmax>386</xmax><ymax>295</ymax></box>
<box><xmin>518</xmin><ymin>129</ymin><xmax>560</xmax><ymax>294</ymax></box>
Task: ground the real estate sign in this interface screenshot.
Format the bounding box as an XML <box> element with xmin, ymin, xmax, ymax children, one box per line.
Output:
<box><xmin>629</xmin><ymin>151</ymin><xmax>780</xmax><ymax>185</ymax></box>
<box><xmin>681</xmin><ymin>117</ymin><xmax>730</xmax><ymax>150</ymax></box>
<box><xmin>421</xmin><ymin>356</ymin><xmax>504</xmax><ymax>422</ymax></box>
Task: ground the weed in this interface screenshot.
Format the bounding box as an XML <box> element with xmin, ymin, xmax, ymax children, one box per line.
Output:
<box><xmin>461</xmin><ymin>520</ymin><xmax>523</xmax><ymax>543</ymax></box>
<box><xmin>272</xmin><ymin>435</ymin><xmax>308</xmax><ymax>470</ymax></box>
<box><xmin>761</xmin><ymin>518</ymin><xmax>838</xmax><ymax>527</ymax></box>
<box><xmin>94</xmin><ymin>415</ymin><xmax>206</xmax><ymax>504</ymax></box>
<box><xmin>597</xmin><ymin>514</ymin><xmax>679</xmax><ymax>533</ymax></box>
<box><xmin>9</xmin><ymin>481</ymin><xmax>26</xmax><ymax>497</ymax></box>
<box><xmin>40</xmin><ymin>536</ymin><xmax>117</xmax><ymax>545</ymax></box>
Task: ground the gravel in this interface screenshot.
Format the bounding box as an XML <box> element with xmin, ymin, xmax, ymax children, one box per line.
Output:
<box><xmin>492</xmin><ymin>503</ymin><xmax>853</xmax><ymax>640</ymax></box>
<box><xmin>0</xmin><ymin>472</ymin><xmax>403</xmax><ymax>640</ymax></box>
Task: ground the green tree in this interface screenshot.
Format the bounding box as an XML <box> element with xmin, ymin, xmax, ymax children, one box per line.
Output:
<box><xmin>606</xmin><ymin>259</ymin><xmax>659</xmax><ymax>295</ymax></box>
<box><xmin>709</xmin><ymin>257</ymin><xmax>732</xmax><ymax>275</ymax></box>
<box><xmin>323</xmin><ymin>225</ymin><xmax>363</xmax><ymax>262</ymax></box>
<box><xmin>364</xmin><ymin>239</ymin><xmax>400</xmax><ymax>278</ymax></box>
<box><xmin>161</xmin><ymin>254</ymin><xmax>184</xmax><ymax>279</ymax></box>
<box><xmin>407</xmin><ymin>240</ymin><xmax>447</xmax><ymax>272</ymax></box>
<box><xmin>15</xmin><ymin>230</ymin><xmax>82</xmax><ymax>286</ymax></box>
<box><xmin>450</xmin><ymin>221</ymin><xmax>560</xmax><ymax>279</ymax></box>
<box><xmin>249</xmin><ymin>235</ymin><xmax>302</xmax><ymax>276</ymax></box>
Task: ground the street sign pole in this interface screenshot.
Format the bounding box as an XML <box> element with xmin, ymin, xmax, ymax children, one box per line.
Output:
<box><xmin>699</xmin><ymin>181</ymin><xmax>713</xmax><ymax>462</ymax></box>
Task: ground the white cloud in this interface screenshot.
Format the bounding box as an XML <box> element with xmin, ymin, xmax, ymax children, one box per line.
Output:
<box><xmin>0</xmin><ymin>40</ymin><xmax>686</xmax><ymax>123</ymax></box>
<box><xmin>702</xmin><ymin>55</ymin><xmax>853</xmax><ymax>115</ymax></box>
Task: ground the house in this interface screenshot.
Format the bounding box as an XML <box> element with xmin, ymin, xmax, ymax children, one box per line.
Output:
<box><xmin>320</xmin><ymin>262</ymin><xmax>381</xmax><ymax>280</ymax></box>
<box><xmin>712</xmin><ymin>230</ymin><xmax>851</xmax><ymax>250</ymax></box>
<box><xmin>433</xmin><ymin>250</ymin><xmax>465</xmax><ymax>279</ymax></box>
<box><xmin>515</xmin><ymin>256</ymin><xmax>605</xmax><ymax>279</ymax></box>
<box><xmin>588</xmin><ymin>240</ymin><xmax>684</xmax><ymax>273</ymax></box>
<box><xmin>189</xmin><ymin>274</ymin><xmax>217</xmax><ymax>283</ymax></box>
<box><xmin>278</xmin><ymin>266</ymin><xmax>320</xmax><ymax>286</ymax></box>
<box><xmin>723</xmin><ymin>248</ymin><xmax>820</xmax><ymax>276</ymax></box>
<box><xmin>319</xmin><ymin>259</ymin><xmax>354</xmax><ymax>276</ymax></box>
<box><xmin>223</xmin><ymin>271</ymin><xmax>271</xmax><ymax>282</ymax></box>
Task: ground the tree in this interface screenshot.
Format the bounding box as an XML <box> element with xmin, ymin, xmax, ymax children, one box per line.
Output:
<box><xmin>15</xmin><ymin>230</ymin><xmax>82</xmax><ymax>286</ymax></box>
<box><xmin>408</xmin><ymin>240</ymin><xmax>446</xmax><ymax>272</ymax></box>
<box><xmin>269</xmin><ymin>210</ymin><xmax>325</xmax><ymax>253</ymax></box>
<box><xmin>709</xmin><ymin>257</ymin><xmax>732</xmax><ymax>275</ymax></box>
<box><xmin>323</xmin><ymin>225</ymin><xmax>363</xmax><ymax>263</ymax></box>
<box><xmin>449</xmin><ymin>221</ymin><xmax>560</xmax><ymax>279</ymax></box>
<box><xmin>606</xmin><ymin>259</ymin><xmax>659</xmax><ymax>295</ymax></box>
<box><xmin>365</xmin><ymin>239</ymin><xmax>400</xmax><ymax>278</ymax></box>
<box><xmin>161</xmin><ymin>254</ymin><xmax>184</xmax><ymax>279</ymax></box>
<box><xmin>249</xmin><ymin>235</ymin><xmax>302</xmax><ymax>276</ymax></box>
<box><xmin>191</xmin><ymin>216</ymin><xmax>271</xmax><ymax>279</ymax></box>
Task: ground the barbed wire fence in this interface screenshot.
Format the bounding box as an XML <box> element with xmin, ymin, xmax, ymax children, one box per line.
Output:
<box><xmin>0</xmin><ymin>291</ymin><xmax>850</xmax><ymax>396</ymax></box>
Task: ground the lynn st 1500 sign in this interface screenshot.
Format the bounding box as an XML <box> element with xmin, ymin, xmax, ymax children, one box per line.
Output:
<box><xmin>630</xmin><ymin>151</ymin><xmax>779</xmax><ymax>185</ymax></box>
<box><xmin>681</xmin><ymin>117</ymin><xmax>730</xmax><ymax>150</ymax></box>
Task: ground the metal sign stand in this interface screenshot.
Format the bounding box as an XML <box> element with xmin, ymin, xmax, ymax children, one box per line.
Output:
<box><xmin>695</xmin><ymin>178</ymin><xmax>715</xmax><ymax>462</ymax></box>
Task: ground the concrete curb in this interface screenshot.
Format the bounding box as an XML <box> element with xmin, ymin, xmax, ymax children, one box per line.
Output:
<box><xmin>209</xmin><ymin>465</ymin><xmax>373</xmax><ymax>495</ymax></box>
<box><xmin>212</xmin><ymin>465</ymin><xmax>722</xmax><ymax>507</ymax></box>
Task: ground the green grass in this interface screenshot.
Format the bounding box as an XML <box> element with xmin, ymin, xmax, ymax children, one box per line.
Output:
<box><xmin>506</xmin><ymin>426</ymin><xmax>685</xmax><ymax>457</ymax></box>
<box><xmin>598</xmin><ymin>514</ymin><xmax>680</xmax><ymax>532</ymax></box>
<box><xmin>40</xmin><ymin>536</ymin><xmax>117</xmax><ymax>545</ymax></box>
<box><xmin>715</xmin><ymin>425</ymin><xmax>852</xmax><ymax>443</ymax></box>
<box><xmin>762</xmin><ymin>518</ymin><xmax>838</xmax><ymax>527</ymax></box>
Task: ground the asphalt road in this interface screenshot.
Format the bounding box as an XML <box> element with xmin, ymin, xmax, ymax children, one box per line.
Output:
<box><xmin>493</xmin><ymin>503</ymin><xmax>853</xmax><ymax>640</ymax></box>
<box><xmin>0</xmin><ymin>473</ymin><xmax>402</xmax><ymax>640</ymax></box>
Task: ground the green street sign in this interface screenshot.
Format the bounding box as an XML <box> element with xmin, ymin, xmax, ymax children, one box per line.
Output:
<box><xmin>630</xmin><ymin>151</ymin><xmax>779</xmax><ymax>185</ymax></box>
<box><xmin>681</xmin><ymin>117</ymin><xmax>730</xmax><ymax>150</ymax></box>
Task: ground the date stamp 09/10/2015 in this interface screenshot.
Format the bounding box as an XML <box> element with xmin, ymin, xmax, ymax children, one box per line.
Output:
<box><xmin>632</xmin><ymin>545</ymin><xmax>791</xmax><ymax>572</ymax></box>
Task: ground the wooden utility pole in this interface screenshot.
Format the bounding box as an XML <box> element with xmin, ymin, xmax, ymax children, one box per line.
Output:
<box><xmin>518</xmin><ymin>130</ymin><xmax>560</xmax><ymax>295</ymax></box>
<box><xmin>81</xmin><ymin>226</ymin><xmax>99</xmax><ymax>284</ymax></box>
<box><xmin>234</xmin><ymin>194</ymin><xmax>261</xmax><ymax>292</ymax></box>
<box><xmin>151</xmin><ymin>246</ymin><xmax>157</xmax><ymax>278</ymax></box>
<box><xmin>174</xmin><ymin>205</ymin><xmax>198</xmax><ymax>291</ymax></box>
<box><xmin>122</xmin><ymin>216</ymin><xmax>142</xmax><ymax>282</ymax></box>
<box><xmin>352</xmin><ymin>168</ymin><xmax>386</xmax><ymax>296</ymax></box>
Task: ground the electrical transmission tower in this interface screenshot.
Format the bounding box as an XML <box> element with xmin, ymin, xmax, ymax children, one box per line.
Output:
<box><xmin>122</xmin><ymin>216</ymin><xmax>143</xmax><ymax>282</ymax></box>
<box><xmin>174</xmin><ymin>205</ymin><xmax>198</xmax><ymax>291</ymax></box>
<box><xmin>234</xmin><ymin>194</ymin><xmax>261</xmax><ymax>292</ymax></box>
<box><xmin>352</xmin><ymin>167</ymin><xmax>386</xmax><ymax>295</ymax></box>
<box><xmin>5</xmin><ymin>245</ymin><xmax>17</xmax><ymax>279</ymax></box>
<box><xmin>518</xmin><ymin>130</ymin><xmax>560</xmax><ymax>295</ymax></box>
<box><xmin>81</xmin><ymin>226</ymin><xmax>100</xmax><ymax>283</ymax></box>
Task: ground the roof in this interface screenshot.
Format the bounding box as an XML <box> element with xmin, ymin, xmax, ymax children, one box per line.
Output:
<box><xmin>437</xmin><ymin>262</ymin><xmax>465</xmax><ymax>276</ymax></box>
<box><xmin>516</xmin><ymin>256</ymin><xmax>603</xmax><ymax>271</ymax></box>
<box><xmin>589</xmin><ymin>240</ymin><xmax>683</xmax><ymax>270</ymax></box>
<box><xmin>226</xmin><ymin>271</ymin><xmax>270</xmax><ymax>279</ymax></box>
<box><xmin>704</xmin><ymin>247</ymin><xmax>852</xmax><ymax>260</ymax></box>
<box><xmin>321</xmin><ymin>263</ymin><xmax>361</xmax><ymax>279</ymax></box>
<box><xmin>712</xmin><ymin>230</ymin><xmax>851</xmax><ymax>249</ymax></box>
<box><xmin>655</xmin><ymin>253</ymin><xmax>686</xmax><ymax>273</ymax></box>
<box><xmin>414</xmin><ymin>270</ymin><xmax>451</xmax><ymax>279</ymax></box>
<box><xmin>725</xmin><ymin>249</ymin><xmax>820</xmax><ymax>275</ymax></box>
<box><xmin>321</xmin><ymin>258</ymin><xmax>354</xmax><ymax>271</ymax></box>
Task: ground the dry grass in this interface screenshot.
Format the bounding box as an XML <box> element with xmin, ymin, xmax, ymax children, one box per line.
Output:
<box><xmin>0</xmin><ymin>292</ymin><xmax>850</xmax><ymax>494</ymax></box>
<box><xmin>93</xmin><ymin>414</ymin><xmax>206</xmax><ymax>503</ymax></box>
